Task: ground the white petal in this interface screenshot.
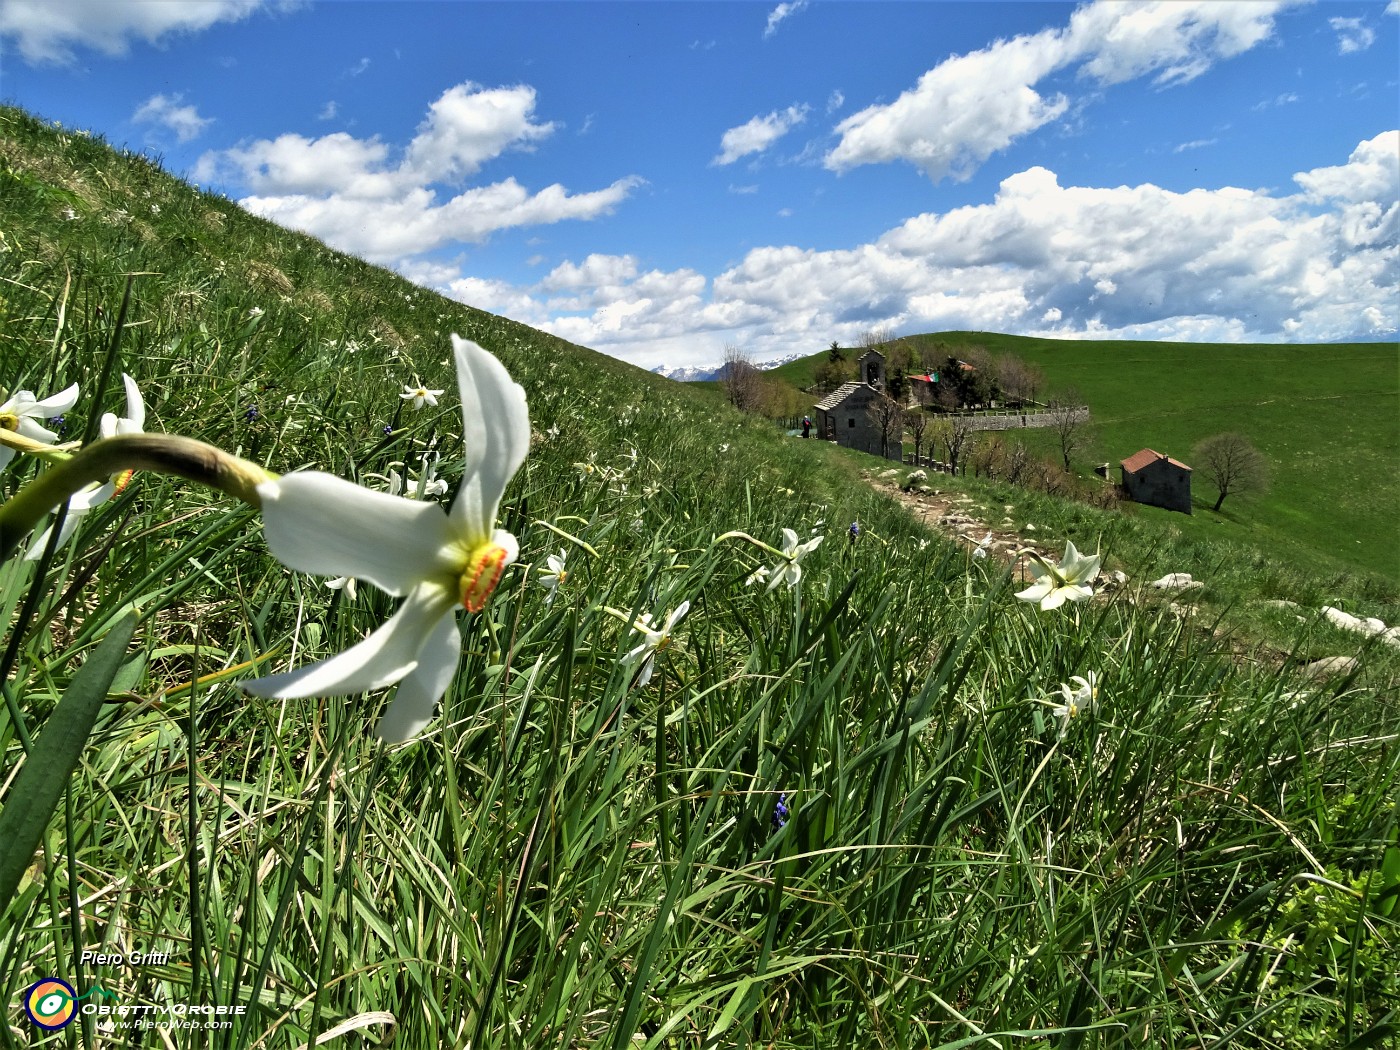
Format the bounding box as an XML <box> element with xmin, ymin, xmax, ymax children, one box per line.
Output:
<box><xmin>244</xmin><ymin>585</ymin><xmax>453</xmax><ymax>698</ymax></box>
<box><xmin>374</xmin><ymin>610</ymin><xmax>461</xmax><ymax>743</ymax></box>
<box><xmin>635</xmin><ymin>654</ymin><xmax>655</xmax><ymax>688</ymax></box>
<box><xmin>665</xmin><ymin>600</ymin><xmax>690</xmax><ymax>630</ymax></box>
<box><xmin>781</xmin><ymin>528</ymin><xmax>800</xmax><ymax>553</ymax></box>
<box><xmin>259</xmin><ymin>472</ymin><xmax>453</xmax><ymax>595</ymax></box>
<box><xmin>0</xmin><ymin>447</ymin><xmax>14</xmax><ymax>473</ymax></box>
<box><xmin>448</xmin><ymin>335</ymin><xmax>531</xmax><ymax>543</ymax></box>
<box><xmin>119</xmin><ymin>373</ymin><xmax>145</xmax><ymax>431</ymax></box>
<box><xmin>1040</xmin><ymin>589</ymin><xmax>1069</xmax><ymax>611</ymax></box>
<box><xmin>30</xmin><ymin>383</ymin><xmax>79</xmax><ymax>416</ymax></box>
<box><xmin>490</xmin><ymin>528</ymin><xmax>520</xmax><ymax>567</ymax></box>
<box><xmin>1015</xmin><ymin>581</ymin><xmax>1053</xmax><ymax>604</ymax></box>
<box><xmin>68</xmin><ymin>480</ymin><xmax>116</xmax><ymax>512</ymax></box>
<box><xmin>24</xmin><ymin>512</ymin><xmax>84</xmax><ymax>561</ymax></box>
<box><xmin>15</xmin><ymin>418</ymin><xmax>58</xmax><ymax>444</ymax></box>
<box><xmin>1025</xmin><ymin>558</ymin><xmax>1052</xmax><ymax>582</ymax></box>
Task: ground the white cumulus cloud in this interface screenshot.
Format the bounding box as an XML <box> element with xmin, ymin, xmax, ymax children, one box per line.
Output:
<box><xmin>195</xmin><ymin>81</ymin><xmax>643</xmax><ymax>266</ymax></box>
<box><xmin>132</xmin><ymin>92</ymin><xmax>213</xmax><ymax>142</ymax></box>
<box><xmin>0</xmin><ymin>0</ymin><xmax>272</xmax><ymax>64</ymax></box>
<box><xmin>1329</xmin><ymin>16</ymin><xmax>1376</xmax><ymax>53</ymax></box>
<box><xmin>403</xmin><ymin>132</ymin><xmax>1398</xmax><ymax>368</ymax></box>
<box><xmin>763</xmin><ymin>0</ymin><xmax>808</xmax><ymax>39</ymax></box>
<box><xmin>404</xmin><ymin>83</ymin><xmax>555</xmax><ymax>182</ymax></box>
<box><xmin>827</xmin><ymin>0</ymin><xmax>1296</xmax><ymax>182</ymax></box>
<box><xmin>713</xmin><ymin>104</ymin><xmax>810</xmax><ymax>166</ymax></box>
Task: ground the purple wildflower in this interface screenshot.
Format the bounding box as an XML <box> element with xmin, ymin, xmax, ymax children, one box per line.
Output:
<box><xmin>771</xmin><ymin>793</ymin><xmax>789</xmax><ymax>831</ymax></box>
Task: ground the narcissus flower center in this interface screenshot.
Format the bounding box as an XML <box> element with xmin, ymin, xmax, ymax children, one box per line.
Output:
<box><xmin>113</xmin><ymin>469</ymin><xmax>136</xmax><ymax>494</ymax></box>
<box><xmin>459</xmin><ymin>541</ymin><xmax>510</xmax><ymax>611</ymax></box>
<box><xmin>0</xmin><ymin>412</ymin><xmax>18</xmax><ymax>431</ymax></box>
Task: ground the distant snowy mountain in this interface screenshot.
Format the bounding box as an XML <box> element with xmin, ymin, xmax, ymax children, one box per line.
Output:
<box><xmin>651</xmin><ymin>363</ymin><xmax>723</xmax><ymax>382</ymax></box>
<box><xmin>651</xmin><ymin>352</ymin><xmax>805</xmax><ymax>383</ymax></box>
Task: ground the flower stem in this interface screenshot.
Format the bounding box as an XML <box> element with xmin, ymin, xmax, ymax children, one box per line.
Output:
<box><xmin>0</xmin><ymin>433</ymin><xmax>275</xmax><ymax>562</ymax></box>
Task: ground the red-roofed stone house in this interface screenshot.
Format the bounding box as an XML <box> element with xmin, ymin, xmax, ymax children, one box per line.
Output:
<box><xmin>1120</xmin><ymin>449</ymin><xmax>1192</xmax><ymax>514</ymax></box>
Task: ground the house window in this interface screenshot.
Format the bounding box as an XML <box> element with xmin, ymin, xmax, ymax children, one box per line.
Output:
<box><xmin>848</xmin><ymin>418</ymin><xmax>855</xmax><ymax>428</ymax></box>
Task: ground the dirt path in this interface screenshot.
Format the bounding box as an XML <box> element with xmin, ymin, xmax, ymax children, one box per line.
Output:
<box><xmin>861</xmin><ymin>468</ymin><xmax>1051</xmax><ymax>575</ymax></box>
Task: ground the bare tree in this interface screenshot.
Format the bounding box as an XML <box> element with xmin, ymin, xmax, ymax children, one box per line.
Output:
<box><xmin>1048</xmin><ymin>386</ymin><xmax>1086</xmax><ymax>471</ymax></box>
<box><xmin>721</xmin><ymin>344</ymin><xmax>764</xmax><ymax>413</ymax></box>
<box><xmin>1193</xmin><ymin>433</ymin><xmax>1270</xmax><ymax>511</ymax></box>
<box><xmin>1020</xmin><ymin>362</ymin><xmax>1046</xmax><ymax>407</ymax></box>
<box><xmin>860</xmin><ymin>327</ymin><xmax>895</xmax><ymax>352</ymax></box>
<box><xmin>906</xmin><ymin>406</ymin><xmax>929</xmax><ymax>465</ymax></box>
<box><xmin>971</xmin><ymin>434</ymin><xmax>1004</xmax><ymax>478</ymax></box>
<box><xmin>933</xmin><ymin>413</ymin><xmax>976</xmax><ymax>474</ymax></box>
<box><xmin>1004</xmin><ymin>440</ymin><xmax>1032</xmax><ymax>486</ymax></box>
<box><xmin>870</xmin><ymin>392</ymin><xmax>905</xmax><ymax>461</ymax></box>
<box><xmin>996</xmin><ymin>351</ymin><xmax>1041</xmax><ymax>406</ymax></box>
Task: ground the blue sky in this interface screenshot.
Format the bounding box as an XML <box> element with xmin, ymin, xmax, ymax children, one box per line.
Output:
<box><xmin>2</xmin><ymin>1</ymin><xmax>1396</xmax><ymax>368</ymax></box>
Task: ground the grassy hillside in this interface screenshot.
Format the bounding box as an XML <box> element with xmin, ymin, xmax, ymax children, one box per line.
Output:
<box><xmin>3</xmin><ymin>106</ymin><xmax>1398</xmax><ymax>1050</ymax></box>
<box><xmin>776</xmin><ymin>332</ymin><xmax>1400</xmax><ymax>581</ymax></box>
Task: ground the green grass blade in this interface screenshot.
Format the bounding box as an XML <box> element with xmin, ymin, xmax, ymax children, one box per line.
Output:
<box><xmin>0</xmin><ymin>612</ymin><xmax>136</xmax><ymax>912</ymax></box>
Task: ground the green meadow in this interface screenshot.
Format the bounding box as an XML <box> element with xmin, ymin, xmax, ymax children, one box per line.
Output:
<box><xmin>3</xmin><ymin>105</ymin><xmax>1398</xmax><ymax>1050</ymax></box>
<box><xmin>775</xmin><ymin>333</ymin><xmax>1400</xmax><ymax>582</ymax></box>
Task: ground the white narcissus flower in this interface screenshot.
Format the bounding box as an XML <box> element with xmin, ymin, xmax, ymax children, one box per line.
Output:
<box><xmin>410</xmin><ymin>453</ymin><xmax>449</xmax><ymax>498</ymax></box>
<box><xmin>401</xmin><ymin>382</ymin><xmax>445</xmax><ymax>410</ymax></box>
<box><xmin>1015</xmin><ymin>541</ymin><xmax>1101</xmax><ymax>611</ymax></box>
<box><xmin>0</xmin><ymin>381</ymin><xmax>80</xmax><ymax>473</ymax></box>
<box><xmin>244</xmin><ymin>336</ymin><xmax>529</xmax><ymax>744</ymax></box>
<box><xmin>25</xmin><ymin>374</ymin><xmax>143</xmax><ymax>560</ymax></box>
<box><xmin>767</xmin><ymin>528</ymin><xmax>823</xmax><ymax>591</ymax></box>
<box><xmin>1049</xmin><ymin>673</ymin><xmax>1099</xmax><ymax>737</ymax></box>
<box><xmin>972</xmin><ymin>533</ymin><xmax>993</xmax><ymax>560</ymax></box>
<box><xmin>538</xmin><ymin>549</ymin><xmax>568</xmax><ymax>604</ymax></box>
<box><xmin>626</xmin><ymin>601</ymin><xmax>689</xmax><ymax>688</ymax></box>
<box><xmin>745</xmin><ymin>566</ymin><xmax>770</xmax><ymax>587</ymax></box>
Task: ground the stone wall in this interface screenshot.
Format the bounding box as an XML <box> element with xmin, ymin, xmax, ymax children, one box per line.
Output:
<box><xmin>957</xmin><ymin>407</ymin><xmax>1090</xmax><ymax>432</ymax></box>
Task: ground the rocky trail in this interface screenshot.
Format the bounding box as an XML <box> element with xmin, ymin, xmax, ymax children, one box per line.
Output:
<box><xmin>861</xmin><ymin>467</ymin><xmax>1397</xmax><ymax>682</ymax></box>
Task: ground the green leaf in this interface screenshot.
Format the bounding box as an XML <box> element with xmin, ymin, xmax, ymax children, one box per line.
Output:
<box><xmin>0</xmin><ymin>613</ymin><xmax>137</xmax><ymax>913</ymax></box>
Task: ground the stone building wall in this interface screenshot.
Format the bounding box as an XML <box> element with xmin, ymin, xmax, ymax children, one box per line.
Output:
<box><xmin>1122</xmin><ymin>458</ymin><xmax>1192</xmax><ymax>514</ymax></box>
